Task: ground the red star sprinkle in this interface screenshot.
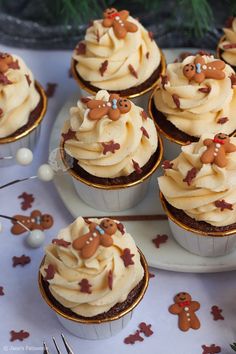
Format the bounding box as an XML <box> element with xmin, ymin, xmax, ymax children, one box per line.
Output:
<box><xmin>230</xmin><ymin>74</ymin><xmax>236</xmax><ymax>87</ymax></box>
<box><xmin>117</xmin><ymin>222</ymin><xmax>125</xmax><ymax>235</ymax></box>
<box><xmin>76</xmin><ymin>42</ymin><xmax>86</xmax><ymax>55</ymax></box>
<box><xmin>25</xmin><ymin>74</ymin><xmax>31</xmax><ymax>86</ymax></box>
<box><xmin>62</xmin><ymin>129</ymin><xmax>77</xmax><ymax>142</ymax></box>
<box><xmin>198</xmin><ymin>86</ymin><xmax>211</xmax><ymax>93</ymax></box>
<box><xmin>161</xmin><ymin>75</ymin><xmax>169</xmax><ymax>89</ymax></box>
<box><xmin>18</xmin><ymin>192</ymin><xmax>35</xmax><ymax>210</ymax></box>
<box><xmin>124</xmin><ymin>330</ymin><xmax>144</xmax><ymax>345</ymax></box>
<box><xmin>217</xmin><ymin>117</ymin><xmax>228</xmax><ymax>124</ymax></box>
<box><xmin>0</xmin><ymin>286</ymin><xmax>4</xmax><ymax>295</ymax></box>
<box><xmin>141</xmin><ymin>126</ymin><xmax>149</xmax><ymax>138</ymax></box>
<box><xmin>152</xmin><ymin>234</ymin><xmax>168</xmax><ymax>248</ymax></box>
<box><xmin>120</xmin><ymin>248</ymin><xmax>135</xmax><ymax>267</ymax></box>
<box><xmin>10</xmin><ymin>330</ymin><xmax>30</xmax><ymax>342</ymax></box>
<box><xmin>183</xmin><ymin>167</ymin><xmax>198</xmax><ymax>186</ymax></box>
<box><xmin>12</xmin><ymin>255</ymin><xmax>31</xmax><ymax>267</ymax></box>
<box><xmin>79</xmin><ymin>279</ymin><xmax>92</xmax><ymax>294</ymax></box>
<box><xmin>8</xmin><ymin>60</ymin><xmax>20</xmax><ymax>70</ymax></box>
<box><xmin>211</xmin><ymin>306</ymin><xmax>224</xmax><ymax>321</ymax></box>
<box><xmin>214</xmin><ymin>199</ymin><xmax>233</xmax><ymax>211</ymax></box>
<box><xmin>140</xmin><ymin>110</ymin><xmax>148</xmax><ymax>120</ymax></box>
<box><xmin>172</xmin><ymin>94</ymin><xmax>180</xmax><ymax>109</ymax></box>
<box><xmin>45</xmin><ymin>82</ymin><xmax>57</xmax><ymax>98</ymax></box>
<box><xmin>44</xmin><ymin>264</ymin><xmax>56</xmax><ymax>281</ymax></box>
<box><xmin>201</xmin><ymin>344</ymin><xmax>221</xmax><ymax>354</ymax></box>
<box><xmin>128</xmin><ymin>64</ymin><xmax>138</xmax><ymax>79</ymax></box>
<box><xmin>148</xmin><ymin>31</ymin><xmax>154</xmax><ymax>41</ymax></box>
<box><xmin>0</xmin><ymin>73</ymin><xmax>12</xmax><ymax>85</ymax></box>
<box><xmin>108</xmin><ymin>270</ymin><xmax>113</xmax><ymax>290</ymax></box>
<box><xmin>52</xmin><ymin>239</ymin><xmax>71</xmax><ymax>247</ymax></box>
<box><xmin>138</xmin><ymin>322</ymin><xmax>153</xmax><ymax>337</ymax></box>
<box><xmin>146</xmin><ymin>52</ymin><xmax>150</xmax><ymax>59</ymax></box>
<box><xmin>99</xmin><ymin>60</ymin><xmax>108</xmax><ymax>76</ymax></box>
<box><xmin>102</xmin><ymin>140</ymin><xmax>120</xmax><ymax>155</ymax></box>
<box><xmin>162</xmin><ymin>160</ymin><xmax>173</xmax><ymax>170</ymax></box>
<box><xmin>132</xmin><ymin>159</ymin><xmax>143</xmax><ymax>174</ymax></box>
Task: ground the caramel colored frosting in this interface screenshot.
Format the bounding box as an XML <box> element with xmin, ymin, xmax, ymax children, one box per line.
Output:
<box><xmin>158</xmin><ymin>135</ymin><xmax>236</xmax><ymax>227</ymax></box>
<box><xmin>0</xmin><ymin>54</ymin><xmax>40</xmax><ymax>138</ymax></box>
<box><xmin>40</xmin><ymin>217</ymin><xmax>144</xmax><ymax>317</ymax></box>
<box><xmin>219</xmin><ymin>18</ymin><xmax>236</xmax><ymax>66</ymax></box>
<box><xmin>72</xmin><ymin>15</ymin><xmax>161</xmax><ymax>90</ymax></box>
<box><xmin>154</xmin><ymin>55</ymin><xmax>236</xmax><ymax>138</ymax></box>
<box><xmin>63</xmin><ymin>90</ymin><xmax>158</xmax><ymax>178</ymax></box>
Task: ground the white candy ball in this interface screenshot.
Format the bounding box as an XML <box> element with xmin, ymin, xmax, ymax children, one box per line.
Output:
<box><xmin>26</xmin><ymin>229</ymin><xmax>45</xmax><ymax>248</ymax></box>
<box><xmin>15</xmin><ymin>148</ymin><xmax>33</xmax><ymax>166</ymax></box>
<box><xmin>37</xmin><ymin>164</ymin><xmax>54</xmax><ymax>181</ymax></box>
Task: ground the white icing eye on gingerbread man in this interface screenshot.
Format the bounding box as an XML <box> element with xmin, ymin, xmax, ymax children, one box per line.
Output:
<box><xmin>183</xmin><ymin>56</ymin><xmax>226</xmax><ymax>83</ymax></box>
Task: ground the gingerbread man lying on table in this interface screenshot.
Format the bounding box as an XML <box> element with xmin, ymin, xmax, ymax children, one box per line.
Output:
<box><xmin>183</xmin><ymin>56</ymin><xmax>225</xmax><ymax>83</ymax></box>
<box><xmin>102</xmin><ymin>8</ymin><xmax>138</xmax><ymax>39</ymax></box>
<box><xmin>11</xmin><ymin>210</ymin><xmax>53</xmax><ymax>235</ymax></box>
<box><xmin>86</xmin><ymin>94</ymin><xmax>131</xmax><ymax>121</ymax></box>
<box><xmin>72</xmin><ymin>219</ymin><xmax>117</xmax><ymax>259</ymax></box>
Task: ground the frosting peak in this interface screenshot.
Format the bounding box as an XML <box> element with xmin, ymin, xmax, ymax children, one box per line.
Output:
<box><xmin>40</xmin><ymin>217</ymin><xmax>144</xmax><ymax>317</ymax></box>
<box><xmin>219</xmin><ymin>17</ymin><xmax>236</xmax><ymax>66</ymax></box>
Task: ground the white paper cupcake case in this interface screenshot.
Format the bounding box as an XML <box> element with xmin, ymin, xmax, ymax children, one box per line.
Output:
<box><xmin>56</xmin><ymin>311</ymin><xmax>133</xmax><ymax>340</ymax></box>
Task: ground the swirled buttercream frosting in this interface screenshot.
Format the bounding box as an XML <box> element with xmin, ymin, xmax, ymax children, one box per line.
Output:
<box><xmin>40</xmin><ymin>216</ymin><xmax>144</xmax><ymax>317</ymax></box>
<box><xmin>0</xmin><ymin>53</ymin><xmax>40</xmax><ymax>138</ymax></box>
<box><xmin>154</xmin><ymin>55</ymin><xmax>236</xmax><ymax>138</ymax></box>
<box><xmin>72</xmin><ymin>9</ymin><xmax>161</xmax><ymax>91</ymax></box>
<box><xmin>158</xmin><ymin>135</ymin><xmax>236</xmax><ymax>227</ymax></box>
<box><xmin>63</xmin><ymin>90</ymin><xmax>158</xmax><ymax>178</ymax></box>
<box><xmin>219</xmin><ymin>18</ymin><xmax>236</xmax><ymax>67</ymax></box>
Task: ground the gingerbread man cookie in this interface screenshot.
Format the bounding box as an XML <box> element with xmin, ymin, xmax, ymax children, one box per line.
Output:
<box><xmin>0</xmin><ymin>53</ymin><xmax>14</xmax><ymax>73</ymax></box>
<box><xmin>86</xmin><ymin>94</ymin><xmax>131</xmax><ymax>121</ymax></box>
<box><xmin>200</xmin><ymin>133</ymin><xmax>236</xmax><ymax>168</ymax></box>
<box><xmin>102</xmin><ymin>8</ymin><xmax>138</xmax><ymax>39</ymax></box>
<box><xmin>11</xmin><ymin>210</ymin><xmax>53</xmax><ymax>235</ymax></box>
<box><xmin>183</xmin><ymin>56</ymin><xmax>225</xmax><ymax>83</ymax></box>
<box><xmin>169</xmin><ymin>292</ymin><xmax>201</xmax><ymax>332</ymax></box>
<box><xmin>72</xmin><ymin>218</ymin><xmax>117</xmax><ymax>259</ymax></box>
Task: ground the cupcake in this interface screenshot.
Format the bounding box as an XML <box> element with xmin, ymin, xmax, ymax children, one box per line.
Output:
<box><xmin>60</xmin><ymin>89</ymin><xmax>163</xmax><ymax>211</ymax></box>
<box><xmin>71</xmin><ymin>8</ymin><xmax>165</xmax><ymax>108</ymax></box>
<box><xmin>158</xmin><ymin>133</ymin><xmax>236</xmax><ymax>257</ymax></box>
<box><xmin>149</xmin><ymin>54</ymin><xmax>236</xmax><ymax>160</ymax></box>
<box><xmin>38</xmin><ymin>216</ymin><xmax>149</xmax><ymax>339</ymax></box>
<box><xmin>0</xmin><ymin>52</ymin><xmax>47</xmax><ymax>166</ymax></box>
<box><xmin>217</xmin><ymin>16</ymin><xmax>236</xmax><ymax>70</ymax></box>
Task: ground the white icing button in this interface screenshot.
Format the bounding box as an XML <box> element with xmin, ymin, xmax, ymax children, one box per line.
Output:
<box><xmin>202</xmin><ymin>65</ymin><xmax>207</xmax><ymax>70</ymax></box>
<box><xmin>115</xmin><ymin>16</ymin><xmax>119</xmax><ymax>20</ymax></box>
<box><xmin>187</xmin><ymin>318</ymin><xmax>191</xmax><ymax>322</ymax></box>
<box><xmin>213</xmin><ymin>153</ymin><xmax>217</xmax><ymax>156</ymax></box>
<box><xmin>208</xmin><ymin>66</ymin><xmax>212</xmax><ymax>69</ymax></box>
<box><xmin>92</xmin><ymin>232</ymin><xmax>97</xmax><ymax>237</ymax></box>
<box><xmin>186</xmin><ymin>313</ymin><xmax>190</xmax><ymax>317</ymax></box>
<box><xmin>98</xmin><ymin>105</ymin><xmax>101</xmax><ymax>108</ymax></box>
<box><xmin>121</xmin><ymin>23</ymin><xmax>125</xmax><ymax>26</ymax></box>
<box><xmin>102</xmin><ymin>104</ymin><xmax>106</xmax><ymax>107</ymax></box>
<box><xmin>216</xmin><ymin>143</ymin><xmax>221</xmax><ymax>148</ymax></box>
<box><xmin>184</xmin><ymin>307</ymin><xmax>189</xmax><ymax>311</ymax></box>
<box><xmin>215</xmin><ymin>148</ymin><xmax>219</xmax><ymax>152</ymax></box>
<box><xmin>86</xmin><ymin>241</ymin><xmax>90</xmax><ymax>244</ymax></box>
<box><xmin>213</xmin><ymin>67</ymin><xmax>216</xmax><ymax>70</ymax></box>
<box><xmin>89</xmin><ymin>237</ymin><xmax>93</xmax><ymax>241</ymax></box>
<box><xmin>107</xmin><ymin>102</ymin><xmax>111</xmax><ymax>107</ymax></box>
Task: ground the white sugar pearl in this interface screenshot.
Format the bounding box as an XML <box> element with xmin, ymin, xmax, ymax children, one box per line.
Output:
<box><xmin>115</xmin><ymin>16</ymin><xmax>119</xmax><ymax>20</ymax></box>
<box><xmin>37</xmin><ymin>164</ymin><xmax>54</xmax><ymax>181</ymax></box>
<box><xmin>202</xmin><ymin>65</ymin><xmax>207</xmax><ymax>70</ymax></box>
<box><xmin>26</xmin><ymin>230</ymin><xmax>45</xmax><ymax>248</ymax></box>
<box><xmin>216</xmin><ymin>143</ymin><xmax>221</xmax><ymax>148</ymax></box>
<box><xmin>15</xmin><ymin>148</ymin><xmax>33</xmax><ymax>166</ymax></box>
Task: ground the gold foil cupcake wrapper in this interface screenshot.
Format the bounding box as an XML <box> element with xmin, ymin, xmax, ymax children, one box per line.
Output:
<box><xmin>0</xmin><ymin>81</ymin><xmax>47</xmax><ymax>145</ymax></box>
<box><xmin>60</xmin><ymin>130</ymin><xmax>163</xmax><ymax>191</ymax></box>
<box><xmin>38</xmin><ymin>248</ymin><xmax>149</xmax><ymax>324</ymax></box>
<box><xmin>71</xmin><ymin>49</ymin><xmax>166</xmax><ymax>99</ymax></box>
<box><xmin>160</xmin><ymin>192</ymin><xmax>236</xmax><ymax>237</ymax></box>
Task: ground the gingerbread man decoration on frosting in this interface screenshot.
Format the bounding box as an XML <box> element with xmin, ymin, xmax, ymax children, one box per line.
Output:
<box><xmin>169</xmin><ymin>292</ymin><xmax>201</xmax><ymax>332</ymax></box>
<box><xmin>72</xmin><ymin>219</ymin><xmax>117</xmax><ymax>259</ymax></box>
<box><xmin>0</xmin><ymin>53</ymin><xmax>14</xmax><ymax>73</ymax></box>
<box><xmin>200</xmin><ymin>133</ymin><xmax>236</xmax><ymax>168</ymax></box>
<box><xmin>86</xmin><ymin>94</ymin><xmax>131</xmax><ymax>121</ymax></box>
<box><xmin>102</xmin><ymin>8</ymin><xmax>138</xmax><ymax>39</ymax></box>
<box><xmin>183</xmin><ymin>56</ymin><xmax>225</xmax><ymax>83</ymax></box>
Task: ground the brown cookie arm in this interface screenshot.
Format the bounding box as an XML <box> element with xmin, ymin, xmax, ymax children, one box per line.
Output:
<box><xmin>125</xmin><ymin>21</ymin><xmax>138</xmax><ymax>33</ymax></box>
<box><xmin>113</xmin><ymin>21</ymin><xmax>127</xmax><ymax>39</ymax></box>
<box><xmin>72</xmin><ymin>233</ymin><xmax>90</xmax><ymax>251</ymax></box>
<box><xmin>212</xmin><ymin>60</ymin><xmax>226</xmax><ymax>70</ymax></box>
<box><xmin>102</xmin><ymin>18</ymin><xmax>113</xmax><ymax>27</ymax></box>
<box><xmin>81</xmin><ymin>237</ymin><xmax>100</xmax><ymax>259</ymax></box>
<box><xmin>100</xmin><ymin>234</ymin><xmax>113</xmax><ymax>247</ymax></box>
<box><xmin>169</xmin><ymin>304</ymin><xmax>181</xmax><ymax>314</ymax></box>
<box><xmin>119</xmin><ymin>10</ymin><xmax>129</xmax><ymax>21</ymax></box>
<box><xmin>203</xmin><ymin>139</ymin><xmax>213</xmax><ymax>146</ymax></box>
<box><xmin>108</xmin><ymin>108</ymin><xmax>121</xmax><ymax>121</ymax></box>
<box><xmin>226</xmin><ymin>143</ymin><xmax>236</xmax><ymax>153</ymax></box>
<box><xmin>194</xmin><ymin>72</ymin><xmax>205</xmax><ymax>84</ymax></box>
<box><xmin>195</xmin><ymin>56</ymin><xmax>205</xmax><ymax>66</ymax></box>
<box><xmin>191</xmin><ymin>301</ymin><xmax>200</xmax><ymax>311</ymax></box>
<box><xmin>87</xmin><ymin>100</ymin><xmax>105</xmax><ymax>109</ymax></box>
<box><xmin>205</xmin><ymin>69</ymin><xmax>225</xmax><ymax>80</ymax></box>
<box><xmin>88</xmin><ymin>107</ymin><xmax>109</xmax><ymax>120</ymax></box>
